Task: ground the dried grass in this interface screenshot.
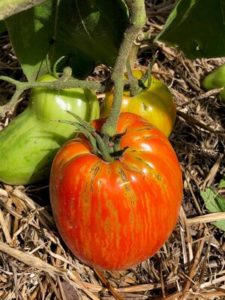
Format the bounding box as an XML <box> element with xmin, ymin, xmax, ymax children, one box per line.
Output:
<box><xmin>0</xmin><ymin>0</ymin><xmax>225</xmax><ymax>299</ymax></box>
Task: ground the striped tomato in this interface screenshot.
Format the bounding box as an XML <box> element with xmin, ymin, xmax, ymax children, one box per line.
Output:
<box><xmin>50</xmin><ymin>113</ymin><xmax>183</xmax><ymax>270</ymax></box>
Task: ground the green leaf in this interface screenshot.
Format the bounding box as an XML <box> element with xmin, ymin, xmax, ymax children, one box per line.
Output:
<box><xmin>156</xmin><ymin>0</ymin><xmax>225</xmax><ymax>59</ymax></box>
<box><xmin>0</xmin><ymin>21</ymin><xmax>6</xmax><ymax>35</ymax></box>
<box><xmin>201</xmin><ymin>188</ymin><xmax>225</xmax><ymax>212</ymax></box>
<box><xmin>201</xmin><ymin>188</ymin><xmax>225</xmax><ymax>231</ymax></box>
<box><xmin>6</xmin><ymin>1</ymin><xmax>55</xmax><ymax>80</ymax></box>
<box><xmin>54</xmin><ymin>0</ymin><xmax>128</xmax><ymax>66</ymax></box>
<box><xmin>219</xmin><ymin>177</ymin><xmax>225</xmax><ymax>188</ymax></box>
<box><xmin>6</xmin><ymin>0</ymin><xmax>128</xmax><ymax>80</ymax></box>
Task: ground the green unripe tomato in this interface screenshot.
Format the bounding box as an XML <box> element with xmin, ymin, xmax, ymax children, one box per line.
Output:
<box><xmin>0</xmin><ymin>74</ymin><xmax>100</xmax><ymax>185</ymax></box>
<box><xmin>202</xmin><ymin>63</ymin><xmax>225</xmax><ymax>102</ymax></box>
<box><xmin>31</xmin><ymin>74</ymin><xmax>99</xmax><ymax>122</ymax></box>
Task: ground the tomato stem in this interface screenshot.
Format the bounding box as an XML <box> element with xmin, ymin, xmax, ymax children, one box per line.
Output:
<box><xmin>0</xmin><ymin>72</ymin><xmax>103</xmax><ymax>117</ymax></box>
<box><xmin>128</xmin><ymin>43</ymin><xmax>139</xmax><ymax>68</ymax></box>
<box><xmin>126</xmin><ymin>61</ymin><xmax>140</xmax><ymax>96</ymax></box>
<box><xmin>142</xmin><ymin>51</ymin><xmax>158</xmax><ymax>89</ymax></box>
<box><xmin>94</xmin><ymin>133</ymin><xmax>114</xmax><ymax>162</ymax></box>
<box><xmin>101</xmin><ymin>0</ymin><xmax>146</xmax><ymax>137</ymax></box>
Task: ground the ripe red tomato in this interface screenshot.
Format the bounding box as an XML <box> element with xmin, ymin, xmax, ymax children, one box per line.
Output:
<box><xmin>101</xmin><ymin>70</ymin><xmax>176</xmax><ymax>137</ymax></box>
<box><xmin>50</xmin><ymin>113</ymin><xmax>183</xmax><ymax>270</ymax></box>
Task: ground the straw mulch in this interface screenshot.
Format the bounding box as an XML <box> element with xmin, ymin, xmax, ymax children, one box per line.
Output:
<box><xmin>0</xmin><ymin>1</ymin><xmax>225</xmax><ymax>299</ymax></box>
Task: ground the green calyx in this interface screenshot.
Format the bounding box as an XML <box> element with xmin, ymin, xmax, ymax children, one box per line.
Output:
<box><xmin>65</xmin><ymin>111</ymin><xmax>126</xmax><ymax>162</ymax></box>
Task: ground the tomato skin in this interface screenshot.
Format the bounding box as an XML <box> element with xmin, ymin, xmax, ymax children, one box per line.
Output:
<box><xmin>101</xmin><ymin>71</ymin><xmax>176</xmax><ymax>137</ymax></box>
<box><xmin>50</xmin><ymin>113</ymin><xmax>183</xmax><ymax>270</ymax></box>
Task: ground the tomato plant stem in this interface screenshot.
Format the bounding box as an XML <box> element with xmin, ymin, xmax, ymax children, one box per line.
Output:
<box><xmin>0</xmin><ymin>75</ymin><xmax>103</xmax><ymax>91</ymax></box>
<box><xmin>126</xmin><ymin>61</ymin><xmax>140</xmax><ymax>96</ymax></box>
<box><xmin>0</xmin><ymin>73</ymin><xmax>103</xmax><ymax>117</ymax></box>
<box><xmin>101</xmin><ymin>0</ymin><xmax>146</xmax><ymax>137</ymax></box>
